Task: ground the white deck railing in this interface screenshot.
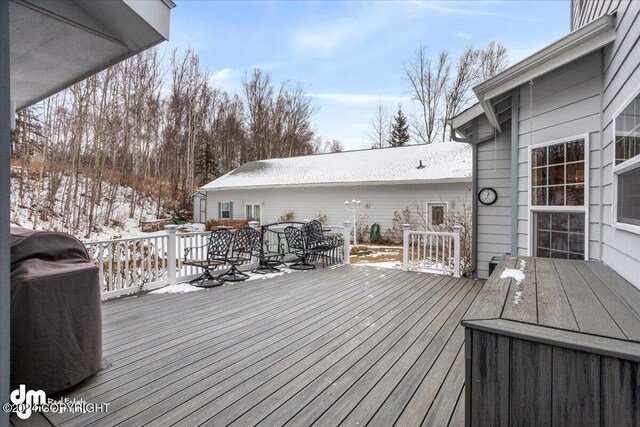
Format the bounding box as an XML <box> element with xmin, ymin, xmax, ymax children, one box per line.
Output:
<box><xmin>84</xmin><ymin>222</ymin><xmax>353</xmax><ymax>300</ymax></box>
<box><xmin>402</xmin><ymin>224</ymin><xmax>461</xmax><ymax>277</ymax></box>
<box><xmin>84</xmin><ymin>227</ymin><xmax>213</xmax><ymax>299</ymax></box>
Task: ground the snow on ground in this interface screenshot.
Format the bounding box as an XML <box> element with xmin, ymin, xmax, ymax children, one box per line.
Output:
<box><xmin>150</xmin><ymin>283</ymin><xmax>205</xmax><ymax>294</ymax></box>
<box><xmin>150</xmin><ymin>267</ymin><xmax>297</xmax><ymax>294</ymax></box>
<box><xmin>246</xmin><ymin>268</ymin><xmax>294</xmax><ymax>281</ymax></box>
<box><xmin>353</xmin><ymin>261</ymin><xmax>403</xmax><ymax>269</ymax></box>
<box><xmin>10</xmin><ymin>165</ymin><xmax>170</xmax><ymax>241</ymax></box>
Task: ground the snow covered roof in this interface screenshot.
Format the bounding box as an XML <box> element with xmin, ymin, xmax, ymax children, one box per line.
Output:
<box><xmin>201</xmin><ymin>142</ymin><xmax>472</xmax><ymax>191</ymax></box>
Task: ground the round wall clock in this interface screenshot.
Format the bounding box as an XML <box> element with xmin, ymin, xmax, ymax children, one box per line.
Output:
<box><xmin>478</xmin><ymin>187</ymin><xmax>498</xmax><ymax>205</ymax></box>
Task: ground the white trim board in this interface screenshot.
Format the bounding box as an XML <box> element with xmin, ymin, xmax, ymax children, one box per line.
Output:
<box><xmin>612</xmin><ymin>82</ymin><xmax>640</xmax><ymax>235</ymax></box>
<box><xmin>472</xmin><ymin>14</ymin><xmax>616</xmax><ymax>132</ymax></box>
<box><xmin>527</xmin><ymin>133</ymin><xmax>590</xmax><ymax>260</ymax></box>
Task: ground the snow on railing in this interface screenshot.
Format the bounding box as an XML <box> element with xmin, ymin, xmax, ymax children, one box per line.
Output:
<box><xmin>402</xmin><ymin>224</ymin><xmax>461</xmax><ymax>277</ymax></box>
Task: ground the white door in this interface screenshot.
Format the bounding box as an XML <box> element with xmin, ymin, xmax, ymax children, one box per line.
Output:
<box><xmin>245</xmin><ymin>204</ymin><xmax>261</xmax><ymax>224</ymax></box>
<box><xmin>199</xmin><ymin>198</ymin><xmax>206</xmax><ymax>223</ymax></box>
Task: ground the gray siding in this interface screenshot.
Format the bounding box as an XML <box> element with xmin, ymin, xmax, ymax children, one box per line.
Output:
<box><xmin>512</xmin><ymin>2</ymin><xmax>640</xmax><ymax>289</ymax></box>
<box><xmin>516</xmin><ymin>52</ymin><xmax>602</xmax><ymax>261</ymax></box>
<box><xmin>204</xmin><ymin>182</ymin><xmax>471</xmax><ymax>235</ymax></box>
<box><xmin>571</xmin><ymin>0</ymin><xmax>620</xmax><ymax>31</ymax></box>
<box><xmin>600</xmin><ymin>0</ymin><xmax>640</xmax><ymax>288</ymax></box>
<box><xmin>476</xmin><ymin>119</ymin><xmax>512</xmax><ymax>279</ymax></box>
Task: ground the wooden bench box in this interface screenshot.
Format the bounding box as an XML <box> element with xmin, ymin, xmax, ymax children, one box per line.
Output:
<box><xmin>140</xmin><ymin>218</ymin><xmax>173</xmax><ymax>232</ymax></box>
<box><xmin>208</xmin><ymin>219</ymin><xmax>249</xmax><ymax>231</ymax></box>
<box><xmin>462</xmin><ymin>256</ymin><xmax>640</xmax><ymax>426</ymax></box>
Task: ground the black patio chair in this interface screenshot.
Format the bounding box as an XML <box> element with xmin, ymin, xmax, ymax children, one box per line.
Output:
<box><xmin>183</xmin><ymin>228</ymin><xmax>232</xmax><ymax>287</ymax></box>
<box><xmin>252</xmin><ymin>226</ymin><xmax>286</xmax><ymax>274</ymax></box>
<box><xmin>302</xmin><ymin>220</ymin><xmax>344</xmax><ymax>266</ymax></box>
<box><xmin>284</xmin><ymin>225</ymin><xmax>317</xmax><ymax>270</ymax></box>
<box><xmin>217</xmin><ymin>226</ymin><xmax>261</xmax><ymax>282</ymax></box>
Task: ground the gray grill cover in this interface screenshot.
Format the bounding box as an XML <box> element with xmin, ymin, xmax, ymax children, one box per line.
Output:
<box><xmin>10</xmin><ymin>227</ymin><xmax>102</xmax><ymax>395</ymax></box>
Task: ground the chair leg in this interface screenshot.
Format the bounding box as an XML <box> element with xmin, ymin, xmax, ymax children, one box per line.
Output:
<box><xmin>189</xmin><ymin>269</ymin><xmax>224</xmax><ymax>287</ymax></box>
<box><xmin>218</xmin><ymin>264</ymin><xmax>251</xmax><ymax>282</ymax></box>
<box><xmin>289</xmin><ymin>253</ymin><xmax>315</xmax><ymax>270</ymax></box>
<box><xmin>252</xmin><ymin>259</ymin><xmax>281</xmax><ymax>274</ymax></box>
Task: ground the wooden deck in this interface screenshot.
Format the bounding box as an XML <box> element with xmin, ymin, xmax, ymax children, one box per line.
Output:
<box><xmin>462</xmin><ymin>257</ymin><xmax>640</xmax><ymax>427</ymax></box>
<box><xmin>41</xmin><ymin>265</ymin><xmax>482</xmax><ymax>427</ymax></box>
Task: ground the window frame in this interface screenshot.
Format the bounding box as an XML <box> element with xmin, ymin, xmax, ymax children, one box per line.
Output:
<box><xmin>427</xmin><ymin>202</ymin><xmax>448</xmax><ymax>227</ymax></box>
<box><xmin>245</xmin><ymin>202</ymin><xmax>262</xmax><ymax>224</ymax></box>
<box><xmin>527</xmin><ymin>133</ymin><xmax>590</xmax><ymax>260</ymax></box>
<box><xmin>612</xmin><ymin>86</ymin><xmax>640</xmax><ymax>235</ymax></box>
<box><xmin>220</xmin><ymin>202</ymin><xmax>231</xmax><ymax>220</ymax></box>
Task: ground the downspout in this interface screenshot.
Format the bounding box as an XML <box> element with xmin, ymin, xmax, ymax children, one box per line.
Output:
<box><xmin>450</xmin><ymin>123</ymin><xmax>479</xmax><ymax>276</ymax></box>
<box><xmin>511</xmin><ymin>88</ymin><xmax>519</xmax><ymax>255</ymax></box>
<box><xmin>469</xmin><ymin>118</ymin><xmax>479</xmax><ymax>277</ymax></box>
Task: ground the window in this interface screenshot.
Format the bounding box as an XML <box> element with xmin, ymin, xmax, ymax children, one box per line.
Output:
<box><xmin>531</xmin><ymin>139</ymin><xmax>585</xmax><ymax>206</ymax></box>
<box><xmin>534</xmin><ymin>212</ymin><xmax>585</xmax><ymax>259</ymax></box>
<box><xmin>220</xmin><ymin>202</ymin><xmax>231</xmax><ymax>219</ymax></box>
<box><xmin>613</xmin><ymin>91</ymin><xmax>640</xmax><ymax>232</ymax></box>
<box><xmin>428</xmin><ymin>203</ymin><xmax>447</xmax><ymax>226</ymax></box>
<box><xmin>529</xmin><ymin>135</ymin><xmax>588</xmax><ymax>260</ymax></box>
<box><xmin>245</xmin><ymin>203</ymin><xmax>261</xmax><ymax>223</ymax></box>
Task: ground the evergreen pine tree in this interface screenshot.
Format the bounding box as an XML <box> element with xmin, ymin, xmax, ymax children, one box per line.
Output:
<box><xmin>388</xmin><ymin>105</ymin><xmax>411</xmax><ymax>147</ymax></box>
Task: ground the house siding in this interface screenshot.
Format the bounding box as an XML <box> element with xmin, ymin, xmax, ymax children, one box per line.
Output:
<box><xmin>516</xmin><ymin>51</ymin><xmax>603</xmax><ymax>261</ymax></box>
<box><xmin>599</xmin><ymin>0</ymin><xmax>640</xmax><ymax>288</ymax></box>
<box><xmin>571</xmin><ymin>0</ymin><xmax>620</xmax><ymax>31</ymax></box>
<box><xmin>204</xmin><ymin>182</ymin><xmax>471</xmax><ymax>235</ymax></box>
<box><xmin>476</xmin><ymin>119</ymin><xmax>512</xmax><ymax>279</ymax></box>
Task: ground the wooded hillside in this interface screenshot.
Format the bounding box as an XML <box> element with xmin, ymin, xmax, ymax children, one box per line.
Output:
<box><xmin>10</xmin><ymin>47</ymin><xmax>320</xmax><ymax>238</ymax></box>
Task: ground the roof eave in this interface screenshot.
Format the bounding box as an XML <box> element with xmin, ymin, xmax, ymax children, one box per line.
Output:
<box><xmin>199</xmin><ymin>177</ymin><xmax>473</xmax><ymax>192</ymax></box>
<box><xmin>471</xmin><ymin>13</ymin><xmax>616</xmax><ymax>132</ymax></box>
<box><xmin>450</xmin><ymin>103</ymin><xmax>483</xmax><ymax>130</ymax></box>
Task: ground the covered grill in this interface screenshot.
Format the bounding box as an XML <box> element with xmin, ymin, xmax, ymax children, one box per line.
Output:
<box><xmin>10</xmin><ymin>227</ymin><xmax>101</xmax><ymax>395</ymax></box>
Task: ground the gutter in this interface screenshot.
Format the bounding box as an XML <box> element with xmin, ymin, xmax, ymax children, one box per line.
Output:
<box><xmin>199</xmin><ymin>177</ymin><xmax>473</xmax><ymax>192</ymax></box>
<box><xmin>471</xmin><ymin>13</ymin><xmax>616</xmax><ymax>135</ymax></box>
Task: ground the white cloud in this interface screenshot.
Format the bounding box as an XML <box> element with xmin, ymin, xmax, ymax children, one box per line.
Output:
<box><xmin>211</xmin><ymin>68</ymin><xmax>232</xmax><ymax>84</ymax></box>
<box><xmin>451</xmin><ymin>31</ymin><xmax>473</xmax><ymax>40</ymax></box>
<box><xmin>208</xmin><ymin>68</ymin><xmax>244</xmax><ymax>94</ymax></box>
<box><xmin>408</xmin><ymin>0</ymin><xmax>534</xmax><ymax>21</ymax></box>
<box><xmin>309</xmin><ymin>93</ymin><xmax>408</xmax><ymax>105</ymax></box>
<box><xmin>290</xmin><ymin>4</ymin><xmax>391</xmax><ymax>58</ymax></box>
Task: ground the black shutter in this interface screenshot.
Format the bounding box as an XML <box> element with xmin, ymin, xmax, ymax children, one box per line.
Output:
<box><xmin>218</xmin><ymin>202</ymin><xmax>221</xmax><ymax>219</ymax></box>
<box><xmin>229</xmin><ymin>202</ymin><xmax>234</xmax><ymax>219</ymax></box>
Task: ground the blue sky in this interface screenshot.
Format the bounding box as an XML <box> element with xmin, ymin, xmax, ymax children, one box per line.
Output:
<box><xmin>164</xmin><ymin>0</ymin><xmax>569</xmax><ymax>150</ymax></box>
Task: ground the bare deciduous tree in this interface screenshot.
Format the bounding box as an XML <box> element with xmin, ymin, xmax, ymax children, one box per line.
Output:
<box><xmin>478</xmin><ymin>41</ymin><xmax>508</xmax><ymax>81</ymax></box>
<box><xmin>367</xmin><ymin>98</ymin><xmax>390</xmax><ymax>149</ymax></box>
<box><xmin>404</xmin><ymin>46</ymin><xmax>450</xmax><ymax>144</ymax></box>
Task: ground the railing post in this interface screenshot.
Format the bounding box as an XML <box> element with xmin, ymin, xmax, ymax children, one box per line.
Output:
<box><xmin>343</xmin><ymin>221</ymin><xmax>352</xmax><ymax>264</ymax></box>
<box><xmin>164</xmin><ymin>225</ymin><xmax>179</xmax><ymax>286</ymax></box>
<box><xmin>402</xmin><ymin>224</ymin><xmax>411</xmax><ymax>271</ymax></box>
<box><xmin>248</xmin><ymin>221</ymin><xmax>260</xmax><ymax>266</ymax></box>
<box><xmin>453</xmin><ymin>225</ymin><xmax>462</xmax><ymax>277</ymax></box>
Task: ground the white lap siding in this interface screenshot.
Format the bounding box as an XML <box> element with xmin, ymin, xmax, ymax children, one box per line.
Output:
<box><xmin>204</xmin><ymin>182</ymin><xmax>471</xmax><ymax>233</ymax></box>
<box><xmin>600</xmin><ymin>0</ymin><xmax>640</xmax><ymax>288</ymax></box>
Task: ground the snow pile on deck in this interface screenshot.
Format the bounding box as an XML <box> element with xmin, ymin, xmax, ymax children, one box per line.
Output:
<box><xmin>500</xmin><ymin>259</ymin><xmax>526</xmax><ymax>283</ymax></box>
<box><xmin>150</xmin><ymin>283</ymin><xmax>205</xmax><ymax>294</ymax></box>
<box><xmin>202</xmin><ymin>142</ymin><xmax>471</xmax><ymax>190</ymax></box>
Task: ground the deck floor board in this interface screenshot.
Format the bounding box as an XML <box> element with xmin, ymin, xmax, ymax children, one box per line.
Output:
<box><xmin>46</xmin><ymin>266</ymin><xmax>481</xmax><ymax>427</ymax></box>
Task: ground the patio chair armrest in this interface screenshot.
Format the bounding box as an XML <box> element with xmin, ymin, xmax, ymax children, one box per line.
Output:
<box><xmin>183</xmin><ymin>244</ymin><xmax>208</xmax><ymax>260</ymax></box>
